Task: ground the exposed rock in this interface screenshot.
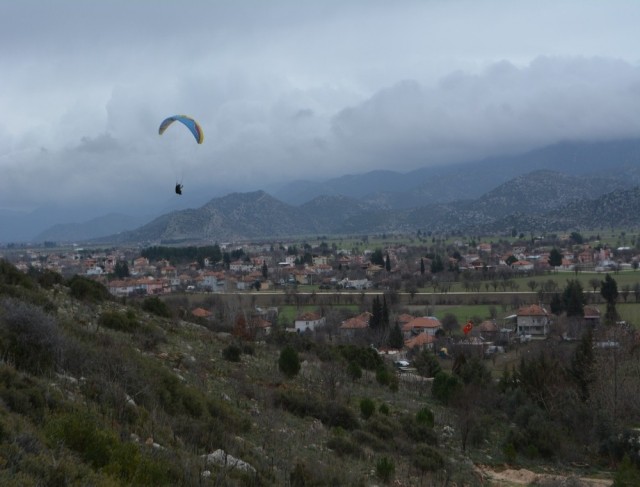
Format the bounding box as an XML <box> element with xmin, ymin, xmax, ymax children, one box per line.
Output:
<box><xmin>202</xmin><ymin>449</ymin><xmax>256</xmax><ymax>474</ymax></box>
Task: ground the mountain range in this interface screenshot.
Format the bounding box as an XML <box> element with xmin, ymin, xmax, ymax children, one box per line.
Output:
<box><xmin>25</xmin><ymin>138</ymin><xmax>640</xmax><ymax>244</ymax></box>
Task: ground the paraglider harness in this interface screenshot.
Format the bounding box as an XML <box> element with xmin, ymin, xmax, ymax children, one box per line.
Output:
<box><xmin>175</xmin><ymin>183</ymin><xmax>183</xmax><ymax>195</ymax></box>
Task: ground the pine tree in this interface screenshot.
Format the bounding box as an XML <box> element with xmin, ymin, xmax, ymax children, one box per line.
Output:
<box><xmin>601</xmin><ymin>273</ymin><xmax>619</xmax><ymax>324</ymax></box>
<box><xmin>388</xmin><ymin>322</ymin><xmax>403</xmax><ymax>349</ymax></box>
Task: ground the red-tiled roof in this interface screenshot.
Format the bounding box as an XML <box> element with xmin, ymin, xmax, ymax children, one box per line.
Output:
<box><xmin>517</xmin><ymin>304</ymin><xmax>548</xmax><ymax>316</ymax></box>
<box><xmin>192</xmin><ymin>307</ymin><xmax>212</xmax><ymax>318</ymax></box>
<box><xmin>296</xmin><ymin>312</ymin><xmax>321</xmax><ymax>321</ymax></box>
<box><xmin>340</xmin><ymin>312</ymin><xmax>371</xmax><ymax>329</ymax></box>
<box><xmin>404</xmin><ymin>333</ymin><xmax>436</xmax><ymax>349</ymax></box>
<box><xmin>401</xmin><ymin>316</ymin><xmax>441</xmax><ymax>332</ymax></box>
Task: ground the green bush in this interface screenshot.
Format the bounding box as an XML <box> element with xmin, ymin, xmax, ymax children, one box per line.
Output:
<box><xmin>141</xmin><ymin>296</ymin><xmax>171</xmax><ymax>317</ymax></box>
<box><xmin>503</xmin><ymin>442</ymin><xmax>517</xmax><ymax>463</ymax></box>
<box><xmin>274</xmin><ymin>390</ymin><xmax>358</xmax><ymax>430</ymax></box>
<box><xmin>66</xmin><ymin>275</ymin><xmax>110</xmax><ymax>302</ymax></box>
<box><xmin>347</xmin><ymin>361</ymin><xmax>362</xmax><ymax>381</ymax></box>
<box><xmin>432</xmin><ymin>371</ymin><xmax>462</xmax><ymax>404</ymax></box>
<box><xmin>367</xmin><ymin>415</ymin><xmax>397</xmax><ymax>440</ymax></box>
<box><xmin>360</xmin><ymin>398</ymin><xmax>376</xmax><ymax>420</ymax></box>
<box><xmin>279</xmin><ymin>345</ymin><xmax>301</xmax><ymax>379</ymax></box>
<box><xmin>338</xmin><ymin>345</ymin><xmax>383</xmax><ymax>371</ymax></box>
<box><xmin>379</xmin><ymin>403</ymin><xmax>390</xmax><ymax>415</ymax></box>
<box><xmin>416</xmin><ymin>407</ymin><xmax>435</xmax><ymax>427</ymax></box>
<box><xmin>412</xmin><ymin>444</ymin><xmax>444</xmax><ymax>473</ymax></box>
<box><xmin>327</xmin><ymin>433</ymin><xmax>364</xmax><ymax>458</ymax></box>
<box><xmin>45</xmin><ymin>411</ymin><xmax>142</xmax><ymax>482</ymax></box>
<box><xmin>98</xmin><ymin>310</ymin><xmax>139</xmax><ymax>332</ymax></box>
<box><xmin>614</xmin><ymin>455</ymin><xmax>640</xmax><ymax>486</ymax></box>
<box><xmin>400</xmin><ymin>414</ymin><xmax>437</xmax><ymax>444</ymax></box>
<box><xmin>223</xmin><ymin>344</ymin><xmax>242</xmax><ymax>362</ymax></box>
<box><xmin>375</xmin><ymin>456</ymin><xmax>395</xmax><ymax>483</ymax></box>
<box><xmin>375</xmin><ymin>365</ymin><xmax>392</xmax><ymax>386</ymax></box>
<box><xmin>0</xmin><ymin>259</ymin><xmax>34</xmax><ymax>289</ymax></box>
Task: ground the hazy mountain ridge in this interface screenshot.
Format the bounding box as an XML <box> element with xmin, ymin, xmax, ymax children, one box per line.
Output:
<box><xmin>275</xmin><ymin>138</ymin><xmax>640</xmax><ymax>208</ymax></box>
<box><xmin>34</xmin><ymin>213</ymin><xmax>148</xmax><ymax>242</ymax></box>
<box><xmin>24</xmin><ymin>138</ymin><xmax>640</xmax><ymax>244</ymax></box>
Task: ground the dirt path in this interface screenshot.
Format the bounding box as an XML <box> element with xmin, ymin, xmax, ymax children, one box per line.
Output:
<box><xmin>476</xmin><ymin>465</ymin><xmax>613</xmax><ymax>486</ymax></box>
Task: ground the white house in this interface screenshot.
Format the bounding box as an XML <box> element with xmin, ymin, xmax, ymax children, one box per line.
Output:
<box><xmin>294</xmin><ymin>312</ymin><xmax>326</xmax><ymax>333</ymax></box>
<box><xmin>516</xmin><ymin>304</ymin><xmax>551</xmax><ymax>337</ymax></box>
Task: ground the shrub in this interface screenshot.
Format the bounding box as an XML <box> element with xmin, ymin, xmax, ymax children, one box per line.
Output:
<box><xmin>375</xmin><ymin>365</ymin><xmax>392</xmax><ymax>386</ymax></box>
<box><xmin>360</xmin><ymin>398</ymin><xmax>376</xmax><ymax>420</ymax></box>
<box><xmin>141</xmin><ymin>296</ymin><xmax>171</xmax><ymax>317</ymax></box>
<box><xmin>379</xmin><ymin>403</ymin><xmax>390</xmax><ymax>415</ymax></box>
<box><xmin>0</xmin><ymin>259</ymin><xmax>34</xmax><ymax>289</ymax></box>
<box><xmin>367</xmin><ymin>415</ymin><xmax>397</xmax><ymax>441</ymax></box>
<box><xmin>416</xmin><ymin>407</ymin><xmax>435</xmax><ymax>427</ymax></box>
<box><xmin>400</xmin><ymin>414</ymin><xmax>437</xmax><ymax>444</ymax></box>
<box><xmin>0</xmin><ymin>298</ymin><xmax>62</xmax><ymax>374</ymax></box>
<box><xmin>432</xmin><ymin>371</ymin><xmax>462</xmax><ymax>405</ymax></box>
<box><xmin>503</xmin><ymin>442</ymin><xmax>517</xmax><ymax>463</ymax></box>
<box><xmin>278</xmin><ymin>345</ymin><xmax>301</xmax><ymax>379</ymax></box>
<box><xmin>338</xmin><ymin>345</ymin><xmax>383</xmax><ymax>371</ymax></box>
<box><xmin>327</xmin><ymin>433</ymin><xmax>364</xmax><ymax>458</ymax></box>
<box><xmin>413</xmin><ymin>350</ymin><xmax>442</xmax><ymax>378</ymax></box>
<box><xmin>45</xmin><ymin>412</ymin><xmax>126</xmax><ymax>471</ymax></box>
<box><xmin>412</xmin><ymin>444</ymin><xmax>444</xmax><ymax>473</ymax></box>
<box><xmin>66</xmin><ymin>275</ymin><xmax>110</xmax><ymax>302</ymax></box>
<box><xmin>375</xmin><ymin>456</ymin><xmax>395</xmax><ymax>483</ymax></box>
<box><xmin>32</xmin><ymin>269</ymin><xmax>64</xmax><ymax>289</ymax></box>
<box><xmin>222</xmin><ymin>344</ymin><xmax>242</xmax><ymax>362</ymax></box>
<box><xmin>614</xmin><ymin>455</ymin><xmax>640</xmax><ymax>487</ymax></box>
<box><xmin>98</xmin><ymin>310</ymin><xmax>138</xmax><ymax>332</ymax></box>
<box><xmin>347</xmin><ymin>361</ymin><xmax>362</xmax><ymax>381</ymax></box>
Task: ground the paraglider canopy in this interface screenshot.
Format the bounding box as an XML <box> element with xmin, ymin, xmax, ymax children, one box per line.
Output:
<box><xmin>158</xmin><ymin>115</ymin><xmax>204</xmax><ymax>144</ymax></box>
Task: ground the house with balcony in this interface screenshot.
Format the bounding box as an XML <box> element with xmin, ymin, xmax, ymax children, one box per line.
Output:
<box><xmin>516</xmin><ymin>304</ymin><xmax>551</xmax><ymax>337</ymax></box>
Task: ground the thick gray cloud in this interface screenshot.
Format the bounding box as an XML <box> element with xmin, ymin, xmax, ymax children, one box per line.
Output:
<box><xmin>1</xmin><ymin>0</ymin><xmax>639</xmax><ymax>216</ymax></box>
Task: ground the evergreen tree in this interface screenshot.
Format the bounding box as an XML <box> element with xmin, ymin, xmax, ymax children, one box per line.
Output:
<box><xmin>549</xmin><ymin>293</ymin><xmax>564</xmax><ymax>315</ymax></box>
<box><xmin>385</xmin><ymin>253</ymin><xmax>391</xmax><ymax>272</ymax></box>
<box><xmin>548</xmin><ymin>247</ymin><xmax>563</xmax><ymax>268</ymax></box>
<box><xmin>562</xmin><ymin>279</ymin><xmax>586</xmax><ymax>317</ymax></box>
<box><xmin>570</xmin><ymin>329</ymin><xmax>594</xmax><ymax>401</ymax></box>
<box><xmin>420</xmin><ymin>258</ymin><xmax>425</xmax><ymax>275</ymax></box>
<box><xmin>278</xmin><ymin>346</ymin><xmax>301</xmax><ymax>379</ymax></box>
<box><xmin>601</xmin><ymin>273</ymin><xmax>619</xmax><ymax>324</ymax></box>
<box><xmin>430</xmin><ymin>255</ymin><xmax>444</xmax><ymax>274</ymax></box>
<box><xmin>370</xmin><ymin>249</ymin><xmax>384</xmax><ymax>266</ymax></box>
<box><xmin>387</xmin><ymin>322</ymin><xmax>403</xmax><ymax>349</ymax></box>
<box><xmin>370</xmin><ymin>296</ymin><xmax>382</xmax><ymax>330</ymax></box>
<box><xmin>382</xmin><ymin>296</ymin><xmax>389</xmax><ymax>329</ymax></box>
<box><xmin>114</xmin><ymin>260</ymin><xmax>129</xmax><ymax>279</ymax></box>
<box><xmin>262</xmin><ymin>261</ymin><xmax>268</xmax><ymax>279</ymax></box>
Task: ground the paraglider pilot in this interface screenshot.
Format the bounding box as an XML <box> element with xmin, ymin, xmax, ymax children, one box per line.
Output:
<box><xmin>175</xmin><ymin>183</ymin><xmax>183</xmax><ymax>195</ymax></box>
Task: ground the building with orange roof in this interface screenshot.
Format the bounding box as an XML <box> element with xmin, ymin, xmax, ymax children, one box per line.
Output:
<box><xmin>339</xmin><ymin>312</ymin><xmax>372</xmax><ymax>340</ymax></box>
<box><xmin>404</xmin><ymin>333</ymin><xmax>436</xmax><ymax>351</ymax></box>
<box><xmin>516</xmin><ymin>304</ymin><xmax>550</xmax><ymax>337</ymax></box>
<box><xmin>401</xmin><ymin>316</ymin><xmax>441</xmax><ymax>339</ymax></box>
<box><xmin>191</xmin><ymin>307</ymin><xmax>212</xmax><ymax>319</ymax></box>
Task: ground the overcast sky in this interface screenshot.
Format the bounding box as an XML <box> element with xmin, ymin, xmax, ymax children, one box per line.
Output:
<box><xmin>2</xmin><ymin>0</ymin><xmax>640</xmax><ymax>216</ymax></box>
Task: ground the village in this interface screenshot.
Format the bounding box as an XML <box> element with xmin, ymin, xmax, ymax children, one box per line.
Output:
<box><xmin>2</xmin><ymin>233</ymin><xmax>634</xmax><ymax>358</ymax></box>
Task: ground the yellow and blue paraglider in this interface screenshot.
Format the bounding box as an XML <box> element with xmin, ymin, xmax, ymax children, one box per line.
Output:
<box><xmin>158</xmin><ymin>115</ymin><xmax>204</xmax><ymax>194</ymax></box>
<box><xmin>158</xmin><ymin>115</ymin><xmax>204</xmax><ymax>144</ymax></box>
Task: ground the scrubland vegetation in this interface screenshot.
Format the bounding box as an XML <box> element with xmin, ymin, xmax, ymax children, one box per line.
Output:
<box><xmin>1</xmin><ymin>258</ymin><xmax>640</xmax><ymax>485</ymax></box>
